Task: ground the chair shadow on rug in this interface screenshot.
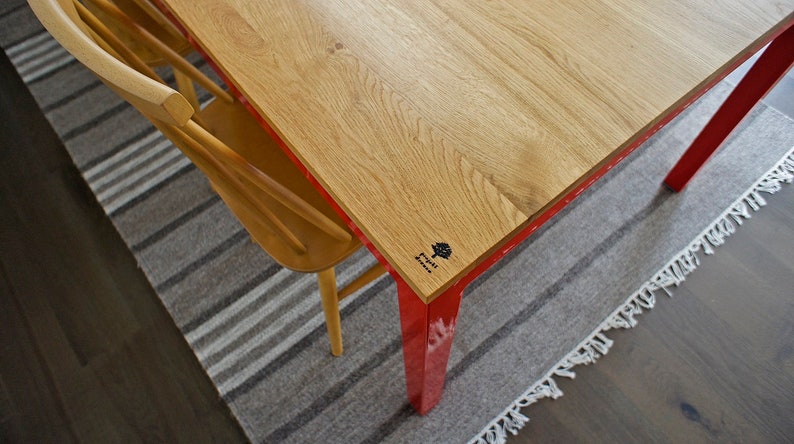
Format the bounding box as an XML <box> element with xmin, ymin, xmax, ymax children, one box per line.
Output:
<box><xmin>28</xmin><ymin>0</ymin><xmax>386</xmax><ymax>356</ymax></box>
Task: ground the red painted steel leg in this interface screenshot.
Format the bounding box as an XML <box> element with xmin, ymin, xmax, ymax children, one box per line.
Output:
<box><xmin>396</xmin><ymin>280</ymin><xmax>463</xmax><ymax>415</ymax></box>
<box><xmin>664</xmin><ymin>22</ymin><xmax>794</xmax><ymax>192</ymax></box>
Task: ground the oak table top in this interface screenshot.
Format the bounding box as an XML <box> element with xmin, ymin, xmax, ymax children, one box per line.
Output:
<box><xmin>155</xmin><ymin>0</ymin><xmax>793</xmax><ymax>302</ymax></box>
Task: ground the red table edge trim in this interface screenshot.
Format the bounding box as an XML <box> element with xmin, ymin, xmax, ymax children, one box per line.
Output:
<box><xmin>151</xmin><ymin>2</ymin><xmax>792</xmax><ymax>302</ymax></box>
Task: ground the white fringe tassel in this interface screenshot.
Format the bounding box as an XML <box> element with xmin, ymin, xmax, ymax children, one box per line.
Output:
<box><xmin>470</xmin><ymin>146</ymin><xmax>794</xmax><ymax>444</ymax></box>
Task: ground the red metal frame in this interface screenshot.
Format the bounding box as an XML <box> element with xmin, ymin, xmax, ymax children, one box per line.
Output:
<box><xmin>396</xmin><ymin>280</ymin><xmax>463</xmax><ymax>414</ymax></box>
<box><xmin>664</xmin><ymin>21</ymin><xmax>794</xmax><ymax>191</ymax></box>
<box><xmin>151</xmin><ymin>2</ymin><xmax>792</xmax><ymax>415</ymax></box>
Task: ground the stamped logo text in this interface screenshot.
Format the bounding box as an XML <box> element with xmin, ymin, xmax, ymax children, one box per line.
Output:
<box><xmin>414</xmin><ymin>242</ymin><xmax>452</xmax><ymax>273</ymax></box>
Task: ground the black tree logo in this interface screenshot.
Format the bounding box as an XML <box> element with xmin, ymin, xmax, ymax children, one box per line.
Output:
<box><xmin>430</xmin><ymin>242</ymin><xmax>452</xmax><ymax>260</ymax></box>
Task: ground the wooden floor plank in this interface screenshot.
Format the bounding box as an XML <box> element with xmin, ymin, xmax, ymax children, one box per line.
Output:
<box><xmin>515</xmin><ymin>182</ymin><xmax>794</xmax><ymax>443</ymax></box>
<box><xmin>0</xmin><ymin>47</ymin><xmax>247</xmax><ymax>443</ymax></box>
<box><xmin>0</xmin><ymin>268</ymin><xmax>77</xmax><ymax>443</ymax></box>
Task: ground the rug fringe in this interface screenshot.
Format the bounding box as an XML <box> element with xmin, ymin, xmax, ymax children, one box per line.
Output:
<box><xmin>470</xmin><ymin>146</ymin><xmax>794</xmax><ymax>444</ymax></box>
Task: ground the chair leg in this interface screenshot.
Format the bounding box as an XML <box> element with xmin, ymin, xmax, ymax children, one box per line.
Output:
<box><xmin>337</xmin><ymin>262</ymin><xmax>386</xmax><ymax>301</ymax></box>
<box><xmin>317</xmin><ymin>268</ymin><xmax>343</xmax><ymax>356</ymax></box>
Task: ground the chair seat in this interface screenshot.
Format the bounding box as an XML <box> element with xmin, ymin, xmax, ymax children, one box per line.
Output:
<box><xmin>198</xmin><ymin>98</ymin><xmax>363</xmax><ymax>273</ymax></box>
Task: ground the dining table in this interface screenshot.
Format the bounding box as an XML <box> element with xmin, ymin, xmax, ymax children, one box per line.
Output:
<box><xmin>151</xmin><ymin>0</ymin><xmax>794</xmax><ymax>414</ymax></box>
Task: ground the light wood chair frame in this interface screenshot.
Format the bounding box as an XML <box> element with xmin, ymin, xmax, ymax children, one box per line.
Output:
<box><xmin>29</xmin><ymin>0</ymin><xmax>385</xmax><ymax>356</ymax></box>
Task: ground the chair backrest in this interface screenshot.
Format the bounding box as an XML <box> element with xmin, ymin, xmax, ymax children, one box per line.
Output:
<box><xmin>29</xmin><ymin>0</ymin><xmax>352</xmax><ymax>253</ymax></box>
<box><xmin>82</xmin><ymin>0</ymin><xmax>190</xmax><ymax>67</ymax></box>
<box><xmin>31</xmin><ymin>0</ymin><xmax>193</xmax><ymax>124</ymax></box>
<box><xmin>78</xmin><ymin>0</ymin><xmax>232</xmax><ymax>111</ymax></box>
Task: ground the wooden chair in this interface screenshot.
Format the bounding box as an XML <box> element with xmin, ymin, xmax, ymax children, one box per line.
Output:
<box><xmin>80</xmin><ymin>0</ymin><xmax>208</xmax><ymax>117</ymax></box>
<box><xmin>28</xmin><ymin>0</ymin><xmax>386</xmax><ymax>356</ymax></box>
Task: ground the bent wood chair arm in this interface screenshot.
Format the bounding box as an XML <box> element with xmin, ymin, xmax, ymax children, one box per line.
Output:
<box><xmin>157</xmin><ymin>122</ymin><xmax>310</xmax><ymax>253</ymax></box>
<box><xmin>179</xmin><ymin>120</ymin><xmax>353</xmax><ymax>243</ymax></box>
<box><xmin>73</xmin><ymin>0</ymin><xmax>161</xmax><ymax>81</ymax></box>
<box><xmin>31</xmin><ymin>0</ymin><xmax>194</xmax><ymax>126</ymax></box>
<box><xmin>73</xmin><ymin>0</ymin><xmax>210</xmax><ymax>127</ymax></box>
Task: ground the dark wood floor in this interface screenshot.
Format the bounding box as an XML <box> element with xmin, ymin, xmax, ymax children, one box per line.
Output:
<box><xmin>1</xmin><ymin>43</ymin><xmax>792</xmax><ymax>443</ymax></box>
<box><xmin>0</xmin><ymin>48</ymin><xmax>246</xmax><ymax>442</ymax></box>
<box><xmin>514</xmin><ymin>65</ymin><xmax>794</xmax><ymax>443</ymax></box>
<box><xmin>516</xmin><ymin>185</ymin><xmax>794</xmax><ymax>443</ymax></box>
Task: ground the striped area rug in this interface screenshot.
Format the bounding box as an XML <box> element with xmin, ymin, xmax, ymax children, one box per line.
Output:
<box><xmin>4</xmin><ymin>3</ymin><xmax>794</xmax><ymax>442</ymax></box>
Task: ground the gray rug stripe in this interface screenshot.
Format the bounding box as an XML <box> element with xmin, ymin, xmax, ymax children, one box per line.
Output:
<box><xmin>193</xmin><ymin>272</ymin><xmax>304</xmax><ymax>351</ymax></box>
<box><xmin>359</xmin><ymin>404</ymin><xmax>415</xmax><ymax>444</ymax></box>
<box><xmin>132</xmin><ymin>195</ymin><xmax>222</xmax><ymax>253</ymax></box>
<box><xmin>199</xmin><ymin>269</ymin><xmax>321</xmax><ymax>375</ymax></box>
<box><xmin>7</xmin><ymin>32</ymin><xmax>59</xmax><ymax>66</ymax></box>
<box><xmin>264</xmin><ymin>337</ymin><xmax>404</xmax><ymax>444</ymax></box>
<box><xmin>448</xmin><ymin>191</ymin><xmax>668</xmax><ymax>383</ymax></box>
<box><xmin>20</xmin><ymin>50</ymin><xmax>75</xmax><ymax>85</ymax></box>
<box><xmin>92</xmin><ymin>143</ymin><xmax>184</xmax><ymax>204</ymax></box>
<box><xmin>182</xmin><ymin>259</ymin><xmax>389</xmax><ymax>383</ymax></box>
<box><xmin>0</xmin><ymin>2</ymin><xmax>26</xmax><ymax>19</ymax></box>
<box><xmin>214</xmin><ymin>259</ymin><xmax>388</xmax><ymax>395</ymax></box>
<box><xmin>181</xmin><ymin>264</ymin><xmax>283</xmax><ymax>333</ymax></box>
<box><xmin>109</xmin><ymin>162</ymin><xmax>195</xmax><ymax>217</ymax></box>
<box><xmin>102</xmin><ymin>154</ymin><xmax>193</xmax><ymax>213</ymax></box>
<box><xmin>6</xmin><ymin>30</ymin><xmax>51</xmax><ymax>57</ymax></box>
<box><xmin>155</xmin><ymin>228</ymin><xmax>249</xmax><ymax>293</ymax></box>
<box><xmin>40</xmin><ymin>78</ymin><xmax>102</xmax><ymax>113</ymax></box>
<box><xmin>81</xmin><ymin>126</ymin><xmax>160</xmax><ymax>171</ymax></box>
<box><xmin>89</xmin><ymin>136</ymin><xmax>175</xmax><ymax>193</ymax></box>
<box><xmin>85</xmin><ymin>130</ymin><xmax>168</xmax><ymax>180</ymax></box>
<box><xmin>224</xmin><ymin>276</ymin><xmax>394</xmax><ymax>402</ymax></box>
<box><xmin>60</xmin><ymin>101</ymin><xmax>130</xmax><ymax>141</ymax></box>
<box><xmin>7</xmin><ymin>31</ymin><xmax>78</xmax><ymax>85</ymax></box>
<box><xmin>3</xmin><ymin>30</ymin><xmax>47</xmax><ymax>51</ymax></box>
<box><xmin>204</xmin><ymin>268</ymin><xmax>381</xmax><ymax>386</ymax></box>
<box><xmin>0</xmin><ymin>29</ymin><xmax>49</xmax><ymax>53</ymax></box>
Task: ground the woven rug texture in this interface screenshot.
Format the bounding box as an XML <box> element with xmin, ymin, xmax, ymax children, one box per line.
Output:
<box><xmin>2</xmin><ymin>3</ymin><xmax>793</xmax><ymax>442</ymax></box>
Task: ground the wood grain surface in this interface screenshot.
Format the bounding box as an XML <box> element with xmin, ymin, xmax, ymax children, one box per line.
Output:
<box><xmin>156</xmin><ymin>0</ymin><xmax>793</xmax><ymax>300</ymax></box>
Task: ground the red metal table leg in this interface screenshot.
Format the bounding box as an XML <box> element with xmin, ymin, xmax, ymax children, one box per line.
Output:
<box><xmin>664</xmin><ymin>22</ymin><xmax>794</xmax><ymax>192</ymax></box>
<box><xmin>396</xmin><ymin>280</ymin><xmax>463</xmax><ymax>415</ymax></box>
